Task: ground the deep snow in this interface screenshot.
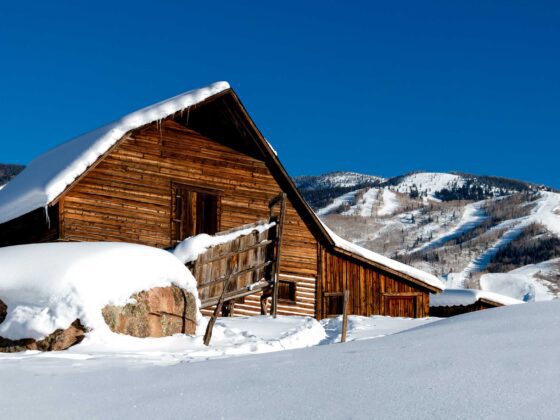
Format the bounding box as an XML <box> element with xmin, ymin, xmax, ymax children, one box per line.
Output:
<box><xmin>480</xmin><ymin>258</ymin><xmax>560</xmax><ymax>302</ymax></box>
<box><xmin>1</xmin><ymin>302</ymin><xmax>559</xmax><ymax>419</ymax></box>
<box><xmin>171</xmin><ymin>221</ymin><xmax>274</xmax><ymax>264</ymax></box>
<box><xmin>0</xmin><ymin>242</ymin><xmax>199</xmax><ymax>340</ymax></box>
<box><xmin>430</xmin><ymin>288</ymin><xmax>522</xmax><ymax>307</ymax></box>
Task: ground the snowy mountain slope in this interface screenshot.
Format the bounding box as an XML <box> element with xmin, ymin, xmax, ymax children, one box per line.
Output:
<box><xmin>294</xmin><ymin>171</ymin><xmax>384</xmax><ymax>191</ymax></box>
<box><xmin>385</xmin><ymin>171</ymin><xmax>466</xmax><ymax>199</ymax></box>
<box><xmin>0</xmin><ymin>163</ymin><xmax>24</xmax><ymax>188</ymax></box>
<box><xmin>1</xmin><ymin>302</ymin><xmax>559</xmax><ymax>419</ymax></box>
<box><xmin>297</xmin><ymin>171</ymin><xmax>560</xmax><ymax>301</ymax></box>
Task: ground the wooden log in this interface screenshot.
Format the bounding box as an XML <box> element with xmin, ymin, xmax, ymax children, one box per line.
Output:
<box><xmin>203</xmin><ymin>274</ymin><xmax>232</xmax><ymax>346</ymax></box>
<box><xmin>341</xmin><ymin>289</ymin><xmax>349</xmax><ymax>343</ymax></box>
<box><xmin>270</xmin><ymin>193</ymin><xmax>287</xmax><ymax>318</ymax></box>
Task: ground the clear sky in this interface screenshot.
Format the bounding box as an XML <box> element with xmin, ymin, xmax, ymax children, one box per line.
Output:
<box><xmin>1</xmin><ymin>1</ymin><xmax>559</xmax><ymax>188</ymax></box>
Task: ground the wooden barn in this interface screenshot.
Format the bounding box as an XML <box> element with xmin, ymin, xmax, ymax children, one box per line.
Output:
<box><xmin>430</xmin><ymin>288</ymin><xmax>522</xmax><ymax>317</ymax></box>
<box><xmin>0</xmin><ymin>81</ymin><xmax>443</xmax><ymax>319</ymax></box>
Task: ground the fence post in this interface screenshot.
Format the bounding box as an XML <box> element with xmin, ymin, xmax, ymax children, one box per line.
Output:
<box><xmin>203</xmin><ymin>275</ymin><xmax>232</xmax><ymax>346</ymax></box>
<box><xmin>341</xmin><ymin>289</ymin><xmax>349</xmax><ymax>343</ymax></box>
<box><xmin>270</xmin><ymin>193</ymin><xmax>286</xmax><ymax>318</ymax></box>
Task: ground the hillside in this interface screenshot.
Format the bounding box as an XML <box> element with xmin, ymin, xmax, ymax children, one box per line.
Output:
<box><xmin>296</xmin><ymin>171</ymin><xmax>560</xmax><ymax>301</ymax></box>
<box><xmin>0</xmin><ymin>164</ymin><xmax>24</xmax><ymax>188</ymax></box>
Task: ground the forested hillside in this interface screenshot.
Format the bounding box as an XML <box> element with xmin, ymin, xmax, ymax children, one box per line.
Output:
<box><xmin>296</xmin><ymin>171</ymin><xmax>560</xmax><ymax>302</ymax></box>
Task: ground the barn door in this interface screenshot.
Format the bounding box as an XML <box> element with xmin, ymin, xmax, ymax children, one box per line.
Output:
<box><xmin>383</xmin><ymin>295</ymin><xmax>417</xmax><ymax>318</ymax></box>
<box><xmin>323</xmin><ymin>292</ymin><xmax>344</xmax><ymax>318</ymax></box>
<box><xmin>172</xmin><ymin>184</ymin><xmax>220</xmax><ymax>244</ymax></box>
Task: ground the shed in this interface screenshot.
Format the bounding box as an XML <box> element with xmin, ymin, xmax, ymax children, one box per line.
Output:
<box><xmin>430</xmin><ymin>288</ymin><xmax>522</xmax><ymax>317</ymax></box>
<box><xmin>0</xmin><ymin>82</ymin><xmax>444</xmax><ymax>319</ymax></box>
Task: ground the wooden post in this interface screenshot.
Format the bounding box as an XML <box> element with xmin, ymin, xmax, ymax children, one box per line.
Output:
<box><xmin>203</xmin><ymin>275</ymin><xmax>232</xmax><ymax>346</ymax></box>
<box><xmin>270</xmin><ymin>193</ymin><xmax>287</xmax><ymax>318</ymax></box>
<box><xmin>341</xmin><ymin>289</ymin><xmax>349</xmax><ymax>343</ymax></box>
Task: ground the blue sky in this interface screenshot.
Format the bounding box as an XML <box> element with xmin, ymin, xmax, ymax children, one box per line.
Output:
<box><xmin>1</xmin><ymin>1</ymin><xmax>559</xmax><ymax>188</ymax></box>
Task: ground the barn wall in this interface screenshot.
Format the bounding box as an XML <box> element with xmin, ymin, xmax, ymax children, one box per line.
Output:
<box><xmin>0</xmin><ymin>205</ymin><xmax>59</xmax><ymax>247</ymax></box>
<box><xmin>60</xmin><ymin>119</ymin><xmax>317</xmax><ymax>317</ymax></box>
<box><xmin>317</xmin><ymin>246</ymin><xmax>430</xmax><ymax>319</ymax></box>
<box><xmin>429</xmin><ymin>301</ymin><xmax>496</xmax><ymax>317</ymax></box>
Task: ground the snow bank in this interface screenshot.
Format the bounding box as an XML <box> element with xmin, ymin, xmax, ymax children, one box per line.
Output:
<box><xmin>2</xmin><ymin>301</ymin><xmax>559</xmax><ymax>418</ymax></box>
<box><xmin>321</xmin><ymin>315</ymin><xmax>438</xmax><ymax>342</ymax></box>
<box><xmin>0</xmin><ymin>243</ymin><xmax>200</xmax><ymax>340</ymax></box>
<box><xmin>480</xmin><ymin>259</ymin><xmax>560</xmax><ymax>302</ymax></box>
<box><xmin>65</xmin><ymin>315</ymin><xmax>325</xmax><ymax>363</ymax></box>
<box><xmin>430</xmin><ymin>288</ymin><xmax>523</xmax><ymax>307</ymax></box>
<box><xmin>320</xmin><ymin>221</ymin><xmax>445</xmax><ymax>290</ymax></box>
<box><xmin>0</xmin><ymin>82</ymin><xmax>230</xmax><ymax>225</ymax></box>
<box><xmin>172</xmin><ymin>221</ymin><xmax>275</xmax><ymax>264</ymax></box>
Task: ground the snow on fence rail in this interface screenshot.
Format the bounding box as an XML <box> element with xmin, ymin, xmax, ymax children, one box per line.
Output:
<box><xmin>175</xmin><ymin>193</ymin><xmax>287</xmax><ymax>344</ymax></box>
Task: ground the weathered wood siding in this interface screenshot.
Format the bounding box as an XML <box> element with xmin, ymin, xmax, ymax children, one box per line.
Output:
<box><xmin>317</xmin><ymin>246</ymin><xmax>430</xmax><ymax>319</ymax></box>
<box><xmin>0</xmin><ymin>205</ymin><xmax>59</xmax><ymax>247</ymax></box>
<box><xmin>60</xmin><ymin>119</ymin><xmax>317</xmax><ymax>316</ymax></box>
<box><xmin>429</xmin><ymin>301</ymin><xmax>496</xmax><ymax>317</ymax></box>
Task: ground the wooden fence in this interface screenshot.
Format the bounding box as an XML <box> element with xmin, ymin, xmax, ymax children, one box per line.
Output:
<box><xmin>185</xmin><ymin>194</ymin><xmax>286</xmax><ymax>344</ymax></box>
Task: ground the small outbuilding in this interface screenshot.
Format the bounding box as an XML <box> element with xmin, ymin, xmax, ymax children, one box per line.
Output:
<box><xmin>430</xmin><ymin>288</ymin><xmax>522</xmax><ymax>317</ymax></box>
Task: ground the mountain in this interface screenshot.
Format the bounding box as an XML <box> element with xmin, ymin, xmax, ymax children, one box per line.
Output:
<box><xmin>294</xmin><ymin>171</ymin><xmax>384</xmax><ymax>209</ymax></box>
<box><xmin>0</xmin><ymin>163</ymin><xmax>24</xmax><ymax>188</ymax></box>
<box><xmin>296</xmin><ymin>171</ymin><xmax>560</xmax><ymax>301</ymax></box>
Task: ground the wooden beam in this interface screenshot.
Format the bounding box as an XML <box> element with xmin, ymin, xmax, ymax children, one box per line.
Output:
<box><xmin>341</xmin><ymin>289</ymin><xmax>349</xmax><ymax>343</ymax></box>
<box><xmin>270</xmin><ymin>193</ymin><xmax>287</xmax><ymax>318</ymax></box>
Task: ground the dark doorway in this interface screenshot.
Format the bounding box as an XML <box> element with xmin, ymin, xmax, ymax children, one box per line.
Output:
<box><xmin>172</xmin><ymin>184</ymin><xmax>221</xmax><ymax>243</ymax></box>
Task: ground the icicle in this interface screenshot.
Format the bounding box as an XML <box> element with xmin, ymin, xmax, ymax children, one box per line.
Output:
<box><xmin>44</xmin><ymin>205</ymin><xmax>51</xmax><ymax>228</ymax></box>
<box><xmin>186</xmin><ymin>106</ymin><xmax>190</xmax><ymax>127</ymax></box>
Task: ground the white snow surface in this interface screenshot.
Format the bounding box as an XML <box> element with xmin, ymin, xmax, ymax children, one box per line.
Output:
<box><xmin>1</xmin><ymin>302</ymin><xmax>560</xmax><ymax>418</ymax></box>
<box><xmin>316</xmin><ymin>190</ymin><xmax>359</xmax><ymax>216</ymax></box>
<box><xmin>480</xmin><ymin>258</ymin><xmax>560</xmax><ymax>302</ymax></box>
<box><xmin>377</xmin><ymin>189</ymin><xmax>400</xmax><ymax>216</ymax></box>
<box><xmin>321</xmin><ymin>314</ymin><xmax>437</xmax><ymax>342</ymax></box>
<box><xmin>430</xmin><ymin>288</ymin><xmax>522</xmax><ymax>307</ymax></box>
<box><xmin>0</xmin><ymin>242</ymin><xmax>200</xmax><ymax>340</ymax></box>
<box><xmin>0</xmin><ymin>314</ymin><xmax>428</xmax><ymax>366</ymax></box>
<box><xmin>392</xmin><ymin>172</ymin><xmax>465</xmax><ymax>198</ymax></box>
<box><xmin>411</xmin><ymin>200</ymin><xmax>488</xmax><ymax>253</ymax></box>
<box><xmin>320</xmin><ymin>221</ymin><xmax>445</xmax><ymax>290</ymax></box>
<box><xmin>0</xmin><ymin>81</ymin><xmax>230</xmax><ymax>225</ymax></box>
<box><xmin>172</xmin><ymin>221</ymin><xmax>275</xmax><ymax>264</ymax></box>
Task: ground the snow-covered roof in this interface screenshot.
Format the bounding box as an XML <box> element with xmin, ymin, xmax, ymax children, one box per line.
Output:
<box><xmin>320</xmin><ymin>221</ymin><xmax>445</xmax><ymax>291</ymax></box>
<box><xmin>430</xmin><ymin>288</ymin><xmax>523</xmax><ymax>308</ymax></box>
<box><xmin>0</xmin><ymin>81</ymin><xmax>230</xmax><ymax>225</ymax></box>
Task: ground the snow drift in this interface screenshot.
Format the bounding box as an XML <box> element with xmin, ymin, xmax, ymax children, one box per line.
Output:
<box><xmin>172</xmin><ymin>221</ymin><xmax>275</xmax><ymax>264</ymax></box>
<box><xmin>0</xmin><ymin>242</ymin><xmax>200</xmax><ymax>340</ymax></box>
<box><xmin>430</xmin><ymin>288</ymin><xmax>522</xmax><ymax>307</ymax></box>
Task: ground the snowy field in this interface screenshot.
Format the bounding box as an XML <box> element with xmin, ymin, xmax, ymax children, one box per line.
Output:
<box><xmin>1</xmin><ymin>302</ymin><xmax>559</xmax><ymax>419</ymax></box>
<box><xmin>0</xmin><ymin>314</ymin><xmax>434</xmax><ymax>366</ymax></box>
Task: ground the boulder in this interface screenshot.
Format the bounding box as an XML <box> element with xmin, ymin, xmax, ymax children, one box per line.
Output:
<box><xmin>102</xmin><ymin>286</ymin><xmax>197</xmax><ymax>337</ymax></box>
<box><xmin>0</xmin><ymin>319</ymin><xmax>86</xmax><ymax>353</ymax></box>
